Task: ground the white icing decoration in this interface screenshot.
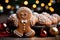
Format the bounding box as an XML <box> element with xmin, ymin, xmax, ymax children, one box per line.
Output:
<box><xmin>25</xmin><ymin>30</ymin><xmax>34</xmax><ymax>36</ymax></box>
<box><xmin>14</xmin><ymin>30</ymin><xmax>23</xmax><ymax>37</ymax></box>
<box><xmin>21</xmin><ymin>20</ymin><xmax>27</xmax><ymax>24</ymax></box>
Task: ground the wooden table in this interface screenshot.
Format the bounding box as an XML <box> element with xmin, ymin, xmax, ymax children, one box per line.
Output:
<box><xmin>0</xmin><ymin>35</ymin><xmax>60</xmax><ymax>40</ymax></box>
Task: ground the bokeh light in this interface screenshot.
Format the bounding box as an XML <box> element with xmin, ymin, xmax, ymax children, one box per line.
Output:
<box><xmin>41</xmin><ymin>3</ymin><xmax>45</xmax><ymax>7</ymax></box>
<box><xmin>15</xmin><ymin>5</ymin><xmax>20</xmax><ymax>9</ymax></box>
<box><xmin>0</xmin><ymin>5</ymin><xmax>3</xmax><ymax>11</ymax></box>
<box><xmin>48</xmin><ymin>2</ymin><xmax>52</xmax><ymax>6</ymax></box>
<box><xmin>36</xmin><ymin>0</ymin><xmax>39</xmax><ymax>4</ymax></box>
<box><xmin>32</xmin><ymin>4</ymin><xmax>37</xmax><ymax>8</ymax></box>
<box><xmin>45</xmin><ymin>5</ymin><xmax>48</xmax><ymax>10</ymax></box>
<box><xmin>6</xmin><ymin>5</ymin><xmax>11</xmax><ymax>9</ymax></box>
<box><xmin>49</xmin><ymin>7</ymin><xmax>54</xmax><ymax>12</ymax></box>
<box><xmin>24</xmin><ymin>1</ymin><xmax>28</xmax><ymax>5</ymax></box>
<box><xmin>37</xmin><ymin>7</ymin><xmax>41</xmax><ymax>11</ymax></box>
<box><xmin>5</xmin><ymin>0</ymin><xmax>9</xmax><ymax>3</ymax></box>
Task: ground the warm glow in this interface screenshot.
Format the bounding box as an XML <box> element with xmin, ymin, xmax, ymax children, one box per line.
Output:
<box><xmin>49</xmin><ymin>7</ymin><xmax>54</xmax><ymax>12</ymax></box>
<box><xmin>6</xmin><ymin>5</ymin><xmax>11</xmax><ymax>9</ymax></box>
<box><xmin>41</xmin><ymin>3</ymin><xmax>45</xmax><ymax>7</ymax></box>
<box><xmin>45</xmin><ymin>5</ymin><xmax>48</xmax><ymax>9</ymax></box>
<box><xmin>24</xmin><ymin>1</ymin><xmax>28</xmax><ymax>5</ymax></box>
<box><xmin>36</xmin><ymin>0</ymin><xmax>39</xmax><ymax>4</ymax></box>
<box><xmin>11</xmin><ymin>6</ymin><xmax>14</xmax><ymax>10</ymax></box>
<box><xmin>50</xmin><ymin>0</ymin><xmax>53</xmax><ymax>3</ymax></box>
<box><xmin>0</xmin><ymin>5</ymin><xmax>3</xmax><ymax>10</ymax></box>
<box><xmin>32</xmin><ymin>4</ymin><xmax>37</xmax><ymax>8</ymax></box>
<box><xmin>48</xmin><ymin>3</ymin><xmax>52</xmax><ymax>6</ymax></box>
<box><xmin>5</xmin><ymin>0</ymin><xmax>9</xmax><ymax>3</ymax></box>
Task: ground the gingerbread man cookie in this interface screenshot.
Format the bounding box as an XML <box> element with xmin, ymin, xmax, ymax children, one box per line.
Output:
<box><xmin>13</xmin><ymin>7</ymin><xmax>35</xmax><ymax>37</ymax></box>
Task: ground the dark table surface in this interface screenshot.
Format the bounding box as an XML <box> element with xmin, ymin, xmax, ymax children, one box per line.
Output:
<box><xmin>0</xmin><ymin>35</ymin><xmax>60</xmax><ymax>40</ymax></box>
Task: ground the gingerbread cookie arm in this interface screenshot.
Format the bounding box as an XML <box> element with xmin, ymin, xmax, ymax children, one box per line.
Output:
<box><xmin>8</xmin><ymin>14</ymin><xmax>18</xmax><ymax>27</ymax></box>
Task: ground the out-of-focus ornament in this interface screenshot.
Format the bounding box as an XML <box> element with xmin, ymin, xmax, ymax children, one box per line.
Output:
<box><xmin>49</xmin><ymin>27</ymin><xmax>59</xmax><ymax>35</ymax></box>
<box><xmin>3</xmin><ymin>23</ymin><xmax>7</xmax><ymax>27</ymax></box>
<box><xmin>0</xmin><ymin>23</ymin><xmax>12</xmax><ymax>37</ymax></box>
<box><xmin>0</xmin><ymin>31</ymin><xmax>11</xmax><ymax>37</ymax></box>
<box><xmin>0</xmin><ymin>23</ymin><xmax>7</xmax><ymax>30</ymax></box>
<box><xmin>57</xmin><ymin>22</ymin><xmax>60</xmax><ymax>34</ymax></box>
<box><xmin>40</xmin><ymin>29</ymin><xmax>47</xmax><ymax>37</ymax></box>
<box><xmin>37</xmin><ymin>7</ymin><xmax>41</xmax><ymax>11</ymax></box>
<box><xmin>0</xmin><ymin>23</ymin><xmax>4</xmax><ymax>30</ymax></box>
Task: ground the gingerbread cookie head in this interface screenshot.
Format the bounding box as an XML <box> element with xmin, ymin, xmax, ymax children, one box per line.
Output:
<box><xmin>16</xmin><ymin>7</ymin><xmax>32</xmax><ymax>20</ymax></box>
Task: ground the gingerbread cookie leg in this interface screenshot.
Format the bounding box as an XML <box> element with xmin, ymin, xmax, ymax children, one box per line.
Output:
<box><xmin>25</xmin><ymin>29</ymin><xmax>35</xmax><ymax>37</ymax></box>
<box><xmin>13</xmin><ymin>30</ymin><xmax>23</xmax><ymax>37</ymax></box>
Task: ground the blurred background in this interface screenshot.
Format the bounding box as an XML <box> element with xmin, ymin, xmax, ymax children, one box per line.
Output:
<box><xmin>0</xmin><ymin>0</ymin><xmax>60</xmax><ymax>23</ymax></box>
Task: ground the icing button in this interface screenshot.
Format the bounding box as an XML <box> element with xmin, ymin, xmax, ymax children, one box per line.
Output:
<box><xmin>23</xmin><ymin>26</ymin><xmax>25</xmax><ymax>31</ymax></box>
<box><xmin>24</xmin><ymin>24</ymin><xmax>25</xmax><ymax>25</ymax></box>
